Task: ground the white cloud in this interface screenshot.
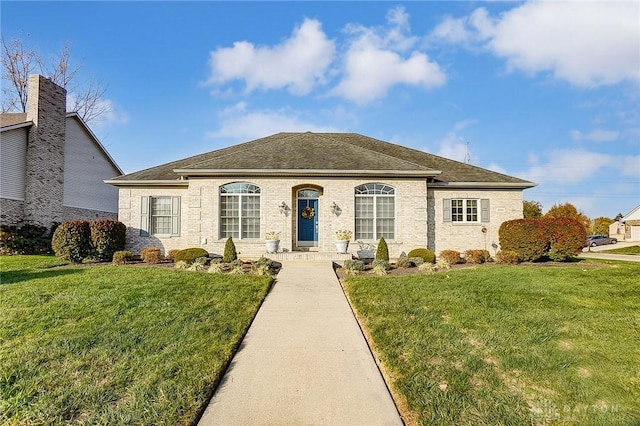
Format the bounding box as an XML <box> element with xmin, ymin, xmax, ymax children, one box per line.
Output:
<box><xmin>433</xmin><ymin>2</ymin><xmax>640</xmax><ymax>87</ymax></box>
<box><xmin>435</xmin><ymin>120</ymin><xmax>476</xmax><ymax>162</ymax></box>
<box><xmin>207</xmin><ymin>18</ymin><xmax>335</xmax><ymax>95</ymax></box>
<box><xmin>206</xmin><ymin>102</ymin><xmax>340</xmax><ymax>141</ymax></box>
<box><xmin>570</xmin><ymin>129</ymin><xmax>620</xmax><ymax>143</ymax></box>
<box><xmin>620</xmin><ymin>155</ymin><xmax>640</xmax><ymax>177</ymax></box>
<box><xmin>331</xmin><ymin>6</ymin><xmax>446</xmax><ymax>104</ymax></box>
<box><xmin>521</xmin><ymin>148</ymin><xmax>616</xmax><ymax>185</ymax></box>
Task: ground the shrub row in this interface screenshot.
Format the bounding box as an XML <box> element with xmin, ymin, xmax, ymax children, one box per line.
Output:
<box><xmin>499</xmin><ymin>217</ymin><xmax>586</xmax><ymax>262</ymax></box>
<box><xmin>52</xmin><ymin>219</ymin><xmax>126</xmax><ymax>263</ymax></box>
<box><xmin>0</xmin><ymin>224</ymin><xmax>55</xmax><ymax>255</ymax></box>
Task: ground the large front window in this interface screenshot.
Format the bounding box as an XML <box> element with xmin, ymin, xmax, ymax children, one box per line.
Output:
<box><xmin>355</xmin><ymin>183</ymin><xmax>395</xmax><ymax>240</ymax></box>
<box><xmin>220</xmin><ymin>182</ymin><xmax>261</xmax><ymax>239</ymax></box>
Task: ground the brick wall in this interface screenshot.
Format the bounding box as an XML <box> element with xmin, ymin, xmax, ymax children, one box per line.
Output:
<box><xmin>0</xmin><ymin>199</ymin><xmax>25</xmax><ymax>226</ymax></box>
<box><xmin>23</xmin><ymin>75</ymin><xmax>66</xmax><ymax>228</ymax></box>
<box><xmin>118</xmin><ymin>179</ymin><xmax>525</xmax><ymax>259</ymax></box>
<box><xmin>428</xmin><ymin>188</ymin><xmax>524</xmax><ymax>256</ymax></box>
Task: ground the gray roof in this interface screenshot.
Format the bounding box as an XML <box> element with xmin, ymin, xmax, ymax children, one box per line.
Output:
<box><xmin>109</xmin><ymin>132</ymin><xmax>535</xmax><ymax>187</ymax></box>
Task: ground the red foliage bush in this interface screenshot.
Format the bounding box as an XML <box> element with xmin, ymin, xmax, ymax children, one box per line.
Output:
<box><xmin>544</xmin><ymin>217</ymin><xmax>587</xmax><ymax>261</ymax></box>
<box><xmin>499</xmin><ymin>219</ymin><xmax>548</xmax><ymax>262</ymax></box>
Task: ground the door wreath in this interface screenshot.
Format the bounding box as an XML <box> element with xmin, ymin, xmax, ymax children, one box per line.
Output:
<box><xmin>301</xmin><ymin>206</ymin><xmax>315</xmax><ymax>220</ymax></box>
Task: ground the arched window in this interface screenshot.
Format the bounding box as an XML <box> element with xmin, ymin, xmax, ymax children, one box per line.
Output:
<box><xmin>220</xmin><ymin>182</ymin><xmax>261</xmax><ymax>239</ymax></box>
<box><xmin>354</xmin><ymin>183</ymin><xmax>395</xmax><ymax>240</ymax></box>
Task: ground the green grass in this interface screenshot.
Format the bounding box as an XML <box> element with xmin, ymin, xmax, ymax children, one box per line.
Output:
<box><xmin>344</xmin><ymin>261</ymin><xmax>640</xmax><ymax>425</ymax></box>
<box><xmin>600</xmin><ymin>245</ymin><xmax>640</xmax><ymax>255</ymax></box>
<box><xmin>0</xmin><ymin>255</ymin><xmax>271</xmax><ymax>425</ymax></box>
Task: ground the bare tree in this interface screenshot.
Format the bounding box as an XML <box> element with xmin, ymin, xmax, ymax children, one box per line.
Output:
<box><xmin>1</xmin><ymin>37</ymin><xmax>109</xmax><ymax>123</ymax></box>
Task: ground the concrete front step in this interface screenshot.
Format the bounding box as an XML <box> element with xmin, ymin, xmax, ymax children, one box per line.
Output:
<box><xmin>266</xmin><ymin>251</ymin><xmax>353</xmax><ymax>262</ymax></box>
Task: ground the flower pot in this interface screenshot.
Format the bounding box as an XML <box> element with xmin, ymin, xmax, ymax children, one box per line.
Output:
<box><xmin>265</xmin><ymin>240</ymin><xmax>280</xmax><ymax>254</ymax></box>
<box><xmin>335</xmin><ymin>240</ymin><xmax>349</xmax><ymax>254</ymax></box>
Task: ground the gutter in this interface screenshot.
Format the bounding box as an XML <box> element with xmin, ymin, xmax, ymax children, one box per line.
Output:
<box><xmin>428</xmin><ymin>181</ymin><xmax>538</xmax><ymax>189</ymax></box>
<box><xmin>104</xmin><ymin>179</ymin><xmax>189</xmax><ymax>187</ymax></box>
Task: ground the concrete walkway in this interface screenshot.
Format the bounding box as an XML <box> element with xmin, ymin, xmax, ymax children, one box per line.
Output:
<box><xmin>578</xmin><ymin>242</ymin><xmax>640</xmax><ymax>263</ymax></box>
<box><xmin>198</xmin><ymin>261</ymin><xmax>403</xmax><ymax>426</ymax></box>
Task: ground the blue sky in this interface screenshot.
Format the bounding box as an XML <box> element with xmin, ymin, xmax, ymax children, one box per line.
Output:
<box><xmin>2</xmin><ymin>1</ymin><xmax>639</xmax><ymax>219</ymax></box>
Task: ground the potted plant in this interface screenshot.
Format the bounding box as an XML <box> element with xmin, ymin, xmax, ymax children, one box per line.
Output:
<box><xmin>335</xmin><ymin>230</ymin><xmax>352</xmax><ymax>254</ymax></box>
<box><xmin>265</xmin><ymin>231</ymin><xmax>280</xmax><ymax>253</ymax></box>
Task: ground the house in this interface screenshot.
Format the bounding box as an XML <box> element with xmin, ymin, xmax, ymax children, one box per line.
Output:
<box><xmin>610</xmin><ymin>205</ymin><xmax>640</xmax><ymax>241</ymax></box>
<box><xmin>0</xmin><ymin>75</ymin><xmax>122</xmax><ymax>230</ymax></box>
<box><xmin>107</xmin><ymin>132</ymin><xmax>536</xmax><ymax>258</ymax></box>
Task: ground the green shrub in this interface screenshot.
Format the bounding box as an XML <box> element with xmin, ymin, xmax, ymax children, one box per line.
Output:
<box><xmin>166</xmin><ymin>249</ymin><xmax>180</xmax><ymax>261</ymax></box>
<box><xmin>375</xmin><ymin>237</ymin><xmax>389</xmax><ymax>262</ymax></box>
<box><xmin>545</xmin><ymin>217</ymin><xmax>587</xmax><ymax>261</ymax></box>
<box><xmin>397</xmin><ymin>256</ymin><xmax>424</xmax><ymax>268</ymax></box>
<box><xmin>89</xmin><ymin>219</ymin><xmax>126</xmax><ymax>262</ymax></box>
<box><xmin>499</xmin><ymin>219</ymin><xmax>547</xmax><ymax>262</ymax></box>
<box><xmin>174</xmin><ymin>248</ymin><xmax>209</xmax><ymax>264</ymax></box>
<box><xmin>495</xmin><ymin>250</ymin><xmax>520</xmax><ymax>265</ymax></box>
<box><xmin>112</xmin><ymin>250</ymin><xmax>134</xmax><ymax>265</ymax></box>
<box><xmin>140</xmin><ymin>247</ymin><xmax>162</xmax><ymax>264</ymax></box>
<box><xmin>0</xmin><ymin>224</ymin><xmax>52</xmax><ymax>255</ymax></box>
<box><xmin>407</xmin><ymin>248</ymin><xmax>436</xmax><ymax>264</ymax></box>
<box><xmin>223</xmin><ymin>237</ymin><xmax>237</xmax><ymax>263</ymax></box>
<box><xmin>439</xmin><ymin>250</ymin><xmax>461</xmax><ymax>266</ymax></box>
<box><xmin>51</xmin><ymin>220</ymin><xmax>91</xmax><ymax>263</ymax></box>
<box><xmin>344</xmin><ymin>259</ymin><xmax>365</xmax><ymax>275</ymax></box>
<box><xmin>464</xmin><ymin>249</ymin><xmax>491</xmax><ymax>264</ymax></box>
<box><xmin>372</xmin><ymin>259</ymin><xmax>390</xmax><ymax>271</ymax></box>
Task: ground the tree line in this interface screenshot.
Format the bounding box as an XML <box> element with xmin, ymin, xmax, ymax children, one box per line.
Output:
<box><xmin>523</xmin><ymin>200</ymin><xmax>621</xmax><ymax>236</ymax></box>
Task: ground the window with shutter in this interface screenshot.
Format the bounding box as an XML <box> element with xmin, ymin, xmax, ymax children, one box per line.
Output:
<box><xmin>140</xmin><ymin>196</ymin><xmax>181</xmax><ymax>236</ymax></box>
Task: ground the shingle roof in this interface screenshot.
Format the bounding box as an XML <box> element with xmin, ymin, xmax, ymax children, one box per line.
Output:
<box><xmin>109</xmin><ymin>132</ymin><xmax>534</xmax><ymax>187</ymax></box>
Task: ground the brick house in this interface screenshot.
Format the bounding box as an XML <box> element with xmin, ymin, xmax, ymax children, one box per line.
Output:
<box><xmin>107</xmin><ymin>132</ymin><xmax>536</xmax><ymax>258</ymax></box>
<box><xmin>0</xmin><ymin>75</ymin><xmax>122</xmax><ymax>230</ymax></box>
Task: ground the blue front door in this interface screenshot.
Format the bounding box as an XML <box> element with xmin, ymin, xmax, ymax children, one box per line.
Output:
<box><xmin>298</xmin><ymin>198</ymin><xmax>318</xmax><ymax>246</ymax></box>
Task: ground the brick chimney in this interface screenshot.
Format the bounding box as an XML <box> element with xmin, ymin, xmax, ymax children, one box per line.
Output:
<box><xmin>23</xmin><ymin>75</ymin><xmax>67</xmax><ymax>227</ymax></box>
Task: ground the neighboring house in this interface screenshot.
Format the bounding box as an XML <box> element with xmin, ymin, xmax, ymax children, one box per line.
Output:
<box><xmin>107</xmin><ymin>132</ymin><xmax>536</xmax><ymax>258</ymax></box>
<box><xmin>0</xmin><ymin>75</ymin><xmax>122</xmax><ymax>230</ymax></box>
<box><xmin>610</xmin><ymin>205</ymin><xmax>640</xmax><ymax>241</ymax></box>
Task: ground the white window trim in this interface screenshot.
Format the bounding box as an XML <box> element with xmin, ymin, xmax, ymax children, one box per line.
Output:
<box><xmin>355</xmin><ymin>183</ymin><xmax>396</xmax><ymax>241</ymax></box>
<box><xmin>444</xmin><ymin>198</ymin><xmax>490</xmax><ymax>224</ymax></box>
<box><xmin>140</xmin><ymin>196</ymin><xmax>180</xmax><ymax>237</ymax></box>
<box><xmin>219</xmin><ymin>182</ymin><xmax>261</xmax><ymax>240</ymax></box>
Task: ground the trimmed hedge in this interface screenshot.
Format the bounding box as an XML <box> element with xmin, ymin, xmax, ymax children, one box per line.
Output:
<box><xmin>112</xmin><ymin>250</ymin><xmax>134</xmax><ymax>265</ymax></box>
<box><xmin>499</xmin><ymin>217</ymin><xmax>587</xmax><ymax>262</ymax></box>
<box><xmin>499</xmin><ymin>218</ymin><xmax>547</xmax><ymax>262</ymax></box>
<box><xmin>174</xmin><ymin>248</ymin><xmax>209</xmax><ymax>264</ymax></box>
<box><xmin>52</xmin><ymin>220</ymin><xmax>91</xmax><ymax>263</ymax></box>
<box><xmin>407</xmin><ymin>248</ymin><xmax>436</xmax><ymax>264</ymax></box>
<box><xmin>439</xmin><ymin>250</ymin><xmax>461</xmax><ymax>266</ymax></box>
<box><xmin>90</xmin><ymin>219</ymin><xmax>126</xmax><ymax>261</ymax></box>
<box><xmin>464</xmin><ymin>249</ymin><xmax>491</xmax><ymax>264</ymax></box>
<box><xmin>140</xmin><ymin>247</ymin><xmax>162</xmax><ymax>264</ymax></box>
<box><xmin>495</xmin><ymin>250</ymin><xmax>520</xmax><ymax>265</ymax></box>
<box><xmin>375</xmin><ymin>237</ymin><xmax>389</xmax><ymax>262</ymax></box>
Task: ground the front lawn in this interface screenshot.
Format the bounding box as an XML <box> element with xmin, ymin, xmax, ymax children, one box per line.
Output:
<box><xmin>0</xmin><ymin>255</ymin><xmax>271</xmax><ymax>424</ymax></box>
<box><xmin>600</xmin><ymin>245</ymin><xmax>640</xmax><ymax>255</ymax></box>
<box><xmin>343</xmin><ymin>261</ymin><xmax>640</xmax><ymax>425</ymax></box>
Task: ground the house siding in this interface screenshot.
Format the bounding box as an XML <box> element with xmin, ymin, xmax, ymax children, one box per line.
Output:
<box><xmin>119</xmin><ymin>178</ymin><xmax>430</xmax><ymax>258</ymax></box>
<box><xmin>428</xmin><ymin>188</ymin><xmax>524</xmax><ymax>255</ymax></box>
<box><xmin>0</xmin><ymin>127</ymin><xmax>28</xmax><ymax>201</ymax></box>
<box><xmin>63</xmin><ymin>118</ymin><xmax>120</xmax><ymax>213</ymax></box>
